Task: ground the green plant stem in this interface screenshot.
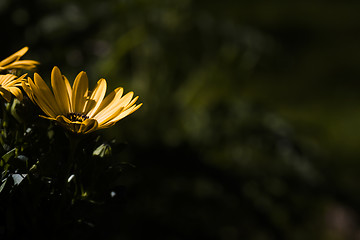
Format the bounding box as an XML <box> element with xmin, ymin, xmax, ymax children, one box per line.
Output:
<box><xmin>65</xmin><ymin>133</ymin><xmax>87</xmax><ymax>200</ymax></box>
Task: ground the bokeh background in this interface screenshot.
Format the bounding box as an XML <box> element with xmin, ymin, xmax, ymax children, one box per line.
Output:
<box><xmin>2</xmin><ymin>0</ymin><xmax>360</xmax><ymax>239</ymax></box>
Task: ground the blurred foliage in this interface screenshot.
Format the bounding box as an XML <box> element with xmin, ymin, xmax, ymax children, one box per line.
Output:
<box><xmin>1</xmin><ymin>0</ymin><xmax>360</xmax><ymax>239</ymax></box>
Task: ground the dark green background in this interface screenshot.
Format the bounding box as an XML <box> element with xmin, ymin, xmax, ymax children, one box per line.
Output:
<box><xmin>2</xmin><ymin>0</ymin><xmax>360</xmax><ymax>239</ymax></box>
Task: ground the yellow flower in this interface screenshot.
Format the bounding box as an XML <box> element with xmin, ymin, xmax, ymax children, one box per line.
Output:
<box><xmin>0</xmin><ymin>47</ymin><xmax>39</xmax><ymax>71</ymax></box>
<box><xmin>0</xmin><ymin>74</ymin><xmax>26</xmax><ymax>102</ymax></box>
<box><xmin>23</xmin><ymin>66</ymin><xmax>142</xmax><ymax>134</ymax></box>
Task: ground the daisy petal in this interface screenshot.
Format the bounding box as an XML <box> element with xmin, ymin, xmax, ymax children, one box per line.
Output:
<box><xmin>101</xmin><ymin>103</ymin><xmax>142</xmax><ymax>127</ymax></box>
<box><xmin>79</xmin><ymin>118</ymin><xmax>98</xmax><ymax>134</ymax></box>
<box><xmin>86</xmin><ymin>78</ymin><xmax>107</xmax><ymax>117</ymax></box>
<box><xmin>22</xmin><ymin>81</ymin><xmax>35</xmax><ymax>102</ymax></box>
<box><xmin>63</xmin><ymin>75</ymin><xmax>72</xmax><ymax>99</ymax></box>
<box><xmin>30</xmin><ymin>76</ymin><xmax>59</xmax><ymax>117</ymax></box>
<box><xmin>92</xmin><ymin>87</ymin><xmax>124</xmax><ymax>121</ymax></box>
<box><xmin>0</xmin><ymin>87</ymin><xmax>11</xmax><ymax>102</ymax></box>
<box><xmin>3</xmin><ymin>60</ymin><xmax>40</xmax><ymax>70</ymax></box>
<box><xmin>72</xmin><ymin>71</ymin><xmax>89</xmax><ymax>113</ymax></box>
<box><xmin>8</xmin><ymin>87</ymin><xmax>23</xmax><ymax>101</ymax></box>
<box><xmin>0</xmin><ymin>47</ymin><xmax>28</xmax><ymax>67</ymax></box>
<box><xmin>51</xmin><ymin>67</ymin><xmax>71</xmax><ymax>113</ymax></box>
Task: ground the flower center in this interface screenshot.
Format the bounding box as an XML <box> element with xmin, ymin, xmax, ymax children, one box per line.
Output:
<box><xmin>66</xmin><ymin>113</ymin><xmax>89</xmax><ymax>122</ymax></box>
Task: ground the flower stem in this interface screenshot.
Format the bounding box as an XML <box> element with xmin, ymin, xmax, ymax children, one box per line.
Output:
<box><xmin>65</xmin><ymin>132</ymin><xmax>87</xmax><ymax>200</ymax></box>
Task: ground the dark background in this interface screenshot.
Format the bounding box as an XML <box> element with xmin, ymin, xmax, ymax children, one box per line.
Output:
<box><xmin>2</xmin><ymin>0</ymin><xmax>360</xmax><ymax>239</ymax></box>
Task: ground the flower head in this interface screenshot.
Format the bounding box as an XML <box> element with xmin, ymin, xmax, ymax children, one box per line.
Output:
<box><xmin>23</xmin><ymin>66</ymin><xmax>142</xmax><ymax>134</ymax></box>
<box><xmin>0</xmin><ymin>74</ymin><xmax>26</xmax><ymax>102</ymax></box>
<box><xmin>0</xmin><ymin>47</ymin><xmax>39</xmax><ymax>72</ymax></box>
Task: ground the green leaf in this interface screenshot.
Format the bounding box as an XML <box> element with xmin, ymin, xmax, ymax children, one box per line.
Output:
<box><xmin>2</xmin><ymin>148</ymin><xmax>16</xmax><ymax>163</ymax></box>
<box><xmin>0</xmin><ymin>178</ymin><xmax>6</xmax><ymax>193</ymax></box>
<box><xmin>93</xmin><ymin>143</ymin><xmax>112</xmax><ymax>158</ymax></box>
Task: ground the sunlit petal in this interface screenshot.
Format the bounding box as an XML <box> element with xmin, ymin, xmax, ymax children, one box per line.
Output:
<box><xmin>33</xmin><ymin>73</ymin><xmax>61</xmax><ymax>113</ymax></box>
<box><xmin>123</xmin><ymin>96</ymin><xmax>139</xmax><ymax>111</ymax></box>
<box><xmin>86</xmin><ymin>78</ymin><xmax>107</xmax><ymax>117</ymax></box>
<box><xmin>22</xmin><ymin>81</ymin><xmax>35</xmax><ymax>102</ymax></box>
<box><xmin>92</xmin><ymin>87</ymin><xmax>124</xmax><ymax>120</ymax></box>
<box><xmin>100</xmin><ymin>103</ymin><xmax>142</xmax><ymax>128</ymax></box>
<box><xmin>0</xmin><ymin>47</ymin><xmax>39</xmax><ymax>71</ymax></box>
<box><xmin>79</xmin><ymin>118</ymin><xmax>98</xmax><ymax>134</ymax></box>
<box><xmin>0</xmin><ymin>74</ymin><xmax>16</xmax><ymax>86</ymax></box>
<box><xmin>30</xmin><ymin>77</ymin><xmax>58</xmax><ymax>117</ymax></box>
<box><xmin>72</xmin><ymin>71</ymin><xmax>89</xmax><ymax>113</ymax></box>
<box><xmin>2</xmin><ymin>60</ymin><xmax>40</xmax><ymax>70</ymax></box>
<box><xmin>96</xmin><ymin>106</ymin><xmax>124</xmax><ymax>125</ymax></box>
<box><xmin>51</xmin><ymin>67</ymin><xmax>71</xmax><ymax>113</ymax></box>
<box><xmin>117</xmin><ymin>91</ymin><xmax>134</xmax><ymax>108</ymax></box>
<box><xmin>0</xmin><ymin>74</ymin><xmax>27</xmax><ymax>102</ymax></box>
<box><xmin>8</xmin><ymin>87</ymin><xmax>23</xmax><ymax>101</ymax></box>
<box><xmin>63</xmin><ymin>75</ymin><xmax>73</xmax><ymax>105</ymax></box>
<box><xmin>0</xmin><ymin>47</ymin><xmax>27</xmax><ymax>67</ymax></box>
<box><xmin>0</xmin><ymin>87</ymin><xmax>11</xmax><ymax>102</ymax></box>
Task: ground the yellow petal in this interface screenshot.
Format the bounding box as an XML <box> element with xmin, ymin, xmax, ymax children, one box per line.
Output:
<box><xmin>31</xmin><ymin>92</ymin><xmax>57</xmax><ymax>117</ymax></box>
<box><xmin>39</xmin><ymin>115</ymin><xmax>57</xmax><ymax>121</ymax></box>
<box><xmin>14</xmin><ymin>73</ymin><xmax>27</xmax><ymax>83</ymax></box>
<box><xmin>100</xmin><ymin>103</ymin><xmax>142</xmax><ymax>127</ymax></box>
<box><xmin>123</xmin><ymin>96</ymin><xmax>139</xmax><ymax>111</ymax></box>
<box><xmin>72</xmin><ymin>71</ymin><xmax>89</xmax><ymax>113</ymax></box>
<box><xmin>8</xmin><ymin>87</ymin><xmax>23</xmax><ymax>101</ymax></box>
<box><xmin>92</xmin><ymin>87</ymin><xmax>124</xmax><ymax>121</ymax></box>
<box><xmin>56</xmin><ymin>115</ymin><xmax>73</xmax><ymax>124</ymax></box>
<box><xmin>30</xmin><ymin>76</ymin><xmax>59</xmax><ymax>117</ymax></box>
<box><xmin>63</xmin><ymin>75</ymin><xmax>72</xmax><ymax>97</ymax></box>
<box><xmin>0</xmin><ymin>87</ymin><xmax>12</xmax><ymax>102</ymax></box>
<box><xmin>96</xmin><ymin>106</ymin><xmax>124</xmax><ymax>126</ymax></box>
<box><xmin>95</xmin><ymin>93</ymin><xmax>138</xmax><ymax>124</ymax></box>
<box><xmin>86</xmin><ymin>78</ymin><xmax>107</xmax><ymax>117</ymax></box>
<box><xmin>95</xmin><ymin>91</ymin><xmax>138</xmax><ymax>125</ymax></box>
<box><xmin>1</xmin><ymin>73</ymin><xmax>26</xmax><ymax>87</ymax></box>
<box><xmin>11</xmin><ymin>47</ymin><xmax>28</xmax><ymax>57</ymax></box>
<box><xmin>0</xmin><ymin>47</ymin><xmax>27</xmax><ymax>67</ymax></box>
<box><xmin>33</xmin><ymin>74</ymin><xmax>58</xmax><ymax>110</ymax></box>
<box><xmin>97</xmin><ymin>122</ymin><xmax>116</xmax><ymax>129</ymax></box>
<box><xmin>116</xmin><ymin>91</ymin><xmax>134</xmax><ymax>108</ymax></box>
<box><xmin>62</xmin><ymin>75</ymin><xmax>73</xmax><ymax>111</ymax></box>
<box><xmin>22</xmin><ymin>81</ymin><xmax>35</xmax><ymax>102</ymax></box>
<box><xmin>92</xmin><ymin>87</ymin><xmax>123</xmax><ymax>117</ymax></box>
<box><xmin>2</xmin><ymin>60</ymin><xmax>39</xmax><ymax>70</ymax></box>
<box><xmin>51</xmin><ymin>67</ymin><xmax>71</xmax><ymax>113</ymax></box>
<box><xmin>79</xmin><ymin>118</ymin><xmax>98</xmax><ymax>134</ymax></box>
<box><xmin>0</xmin><ymin>74</ymin><xmax>16</xmax><ymax>86</ymax></box>
<box><xmin>55</xmin><ymin>115</ymin><xmax>78</xmax><ymax>133</ymax></box>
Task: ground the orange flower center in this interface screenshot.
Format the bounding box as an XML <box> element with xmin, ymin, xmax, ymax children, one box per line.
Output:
<box><xmin>66</xmin><ymin>113</ymin><xmax>89</xmax><ymax>122</ymax></box>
